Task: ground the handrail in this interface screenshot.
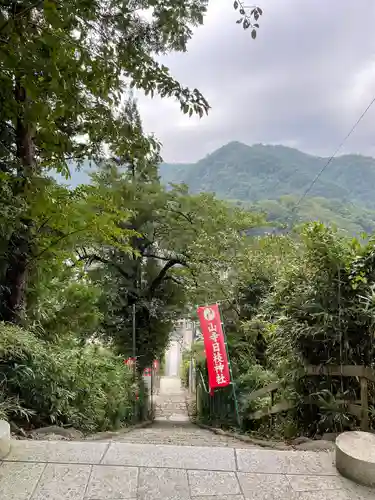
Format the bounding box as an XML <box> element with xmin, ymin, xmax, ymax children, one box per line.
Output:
<box><xmin>305</xmin><ymin>364</ymin><xmax>375</xmax><ymax>383</ymax></box>
<box><xmin>246</xmin><ymin>381</ymin><xmax>282</xmax><ymax>402</ymax></box>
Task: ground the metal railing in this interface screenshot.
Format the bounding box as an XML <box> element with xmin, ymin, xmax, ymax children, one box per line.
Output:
<box><xmin>195</xmin><ymin>367</ymin><xmax>239</xmax><ymax>428</ymax></box>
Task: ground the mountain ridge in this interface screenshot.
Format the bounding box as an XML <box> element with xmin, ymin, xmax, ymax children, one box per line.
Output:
<box><xmin>159</xmin><ymin>141</ymin><xmax>375</xmax><ymax>235</ymax></box>
<box><xmin>160</xmin><ymin>141</ymin><xmax>375</xmax><ymax>211</ymax></box>
<box><xmin>61</xmin><ymin>142</ymin><xmax>375</xmax><ymax>235</ymax></box>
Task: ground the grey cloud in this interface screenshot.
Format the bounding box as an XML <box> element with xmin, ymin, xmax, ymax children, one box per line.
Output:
<box><xmin>137</xmin><ymin>0</ymin><xmax>375</xmax><ymax>162</ymax></box>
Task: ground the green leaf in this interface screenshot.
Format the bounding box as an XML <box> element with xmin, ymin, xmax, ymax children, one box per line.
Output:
<box><xmin>251</xmin><ymin>28</ymin><xmax>257</xmax><ymax>38</ymax></box>
<box><xmin>233</xmin><ymin>1</ymin><xmax>239</xmax><ymax>10</ymax></box>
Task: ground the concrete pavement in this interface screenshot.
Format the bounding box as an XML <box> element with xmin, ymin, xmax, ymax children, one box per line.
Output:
<box><xmin>1</xmin><ymin>439</ymin><xmax>374</xmax><ymax>499</ymax></box>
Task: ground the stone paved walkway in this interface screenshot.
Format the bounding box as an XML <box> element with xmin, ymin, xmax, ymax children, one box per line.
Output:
<box><xmin>1</xmin><ymin>439</ymin><xmax>373</xmax><ymax>499</ymax></box>
<box><xmin>153</xmin><ymin>376</ymin><xmax>190</xmax><ymax>423</ymax></box>
<box><xmin>1</xmin><ymin>376</ymin><xmax>373</xmax><ymax>499</ymax></box>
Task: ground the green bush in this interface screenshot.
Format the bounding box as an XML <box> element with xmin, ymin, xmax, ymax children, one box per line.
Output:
<box><xmin>0</xmin><ymin>322</ymin><xmax>137</xmax><ymax>432</ymax></box>
<box><xmin>237</xmin><ymin>364</ymin><xmax>277</xmax><ymax>414</ymax></box>
<box><xmin>0</xmin><ymin>393</ymin><xmax>35</xmax><ymax>422</ymax></box>
<box><xmin>180</xmin><ymin>358</ymin><xmax>190</xmax><ymax>388</ymax></box>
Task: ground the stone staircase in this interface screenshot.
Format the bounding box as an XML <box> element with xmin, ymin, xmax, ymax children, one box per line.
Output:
<box><xmin>113</xmin><ymin>420</ymin><xmax>258</xmax><ymax>447</ymax></box>
<box><xmin>153</xmin><ymin>376</ymin><xmax>190</xmax><ymax>423</ymax></box>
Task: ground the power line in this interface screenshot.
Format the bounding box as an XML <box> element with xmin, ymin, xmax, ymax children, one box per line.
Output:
<box><xmin>292</xmin><ymin>95</ymin><xmax>375</xmax><ymax>212</ymax></box>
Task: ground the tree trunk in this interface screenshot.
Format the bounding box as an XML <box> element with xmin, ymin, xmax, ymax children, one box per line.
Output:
<box><xmin>0</xmin><ymin>75</ymin><xmax>34</xmax><ymax>324</ymax></box>
<box><xmin>0</xmin><ymin>233</ymin><xmax>30</xmax><ymax>323</ymax></box>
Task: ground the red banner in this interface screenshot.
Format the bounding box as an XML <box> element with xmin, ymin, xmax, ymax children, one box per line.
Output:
<box><xmin>197</xmin><ymin>304</ymin><xmax>231</xmax><ymax>392</ymax></box>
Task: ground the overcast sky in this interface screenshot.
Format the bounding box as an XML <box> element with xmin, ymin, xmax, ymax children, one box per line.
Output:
<box><xmin>136</xmin><ymin>0</ymin><xmax>375</xmax><ymax>163</ymax></box>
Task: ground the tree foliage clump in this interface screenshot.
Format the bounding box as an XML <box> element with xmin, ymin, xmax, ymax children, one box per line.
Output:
<box><xmin>0</xmin><ymin>0</ymin><xmax>214</xmax><ymax>326</ymax></box>
<box><xmin>0</xmin><ymin>322</ymin><xmax>137</xmax><ymax>432</ymax></box>
<box><xmin>199</xmin><ymin>223</ymin><xmax>375</xmax><ymax>436</ymax></box>
<box><xmin>265</xmin><ymin>224</ymin><xmax>375</xmax><ymax>434</ymax></box>
<box><xmin>0</xmin><ymin>0</ymin><xmax>265</xmax><ymax>431</ymax></box>
<box><xmin>83</xmin><ymin>163</ymin><xmax>261</xmax><ymax>370</ymax></box>
<box><xmin>269</xmin><ymin>224</ymin><xmax>375</xmax><ymax>369</ymax></box>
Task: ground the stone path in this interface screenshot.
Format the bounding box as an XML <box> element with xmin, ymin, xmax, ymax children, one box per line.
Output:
<box><xmin>153</xmin><ymin>376</ymin><xmax>190</xmax><ymax>423</ymax></box>
<box><xmin>0</xmin><ymin>376</ymin><xmax>373</xmax><ymax>499</ymax></box>
<box><xmin>98</xmin><ymin>375</ymin><xmax>257</xmax><ymax>448</ymax></box>
<box><xmin>115</xmin><ymin>421</ymin><xmax>258</xmax><ymax>447</ymax></box>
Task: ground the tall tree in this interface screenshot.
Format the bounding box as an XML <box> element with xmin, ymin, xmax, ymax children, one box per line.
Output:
<box><xmin>77</xmin><ymin>160</ymin><xmax>262</xmax><ymax>367</ymax></box>
<box><xmin>0</xmin><ymin>0</ymin><xmax>210</xmax><ymax>322</ymax></box>
<box><xmin>0</xmin><ymin>0</ymin><xmax>263</xmax><ymax>322</ymax></box>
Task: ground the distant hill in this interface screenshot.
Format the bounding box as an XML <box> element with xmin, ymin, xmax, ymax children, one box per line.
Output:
<box><xmin>60</xmin><ymin>142</ymin><xmax>375</xmax><ymax>235</ymax></box>
<box><xmin>160</xmin><ymin>142</ymin><xmax>375</xmax><ymax>210</ymax></box>
<box><xmin>159</xmin><ymin>142</ymin><xmax>375</xmax><ymax>235</ymax></box>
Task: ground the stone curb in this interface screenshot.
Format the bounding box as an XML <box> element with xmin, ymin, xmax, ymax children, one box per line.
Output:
<box><xmin>84</xmin><ymin>420</ymin><xmax>153</xmax><ymax>441</ymax></box>
<box><xmin>185</xmin><ymin>396</ymin><xmax>334</xmax><ymax>452</ymax></box>
<box><xmin>0</xmin><ymin>420</ymin><xmax>11</xmax><ymax>458</ymax></box>
<box><xmin>194</xmin><ymin>422</ymin><xmax>290</xmax><ymax>450</ymax></box>
<box><xmin>336</xmin><ymin>431</ymin><xmax>375</xmax><ymax>488</ymax></box>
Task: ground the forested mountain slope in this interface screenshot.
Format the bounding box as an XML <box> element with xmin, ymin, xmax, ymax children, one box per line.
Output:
<box><xmin>160</xmin><ymin>142</ymin><xmax>375</xmax><ymax>208</ymax></box>
<box><xmin>64</xmin><ymin>142</ymin><xmax>375</xmax><ymax>235</ymax></box>
<box><xmin>160</xmin><ymin>142</ymin><xmax>375</xmax><ymax>234</ymax></box>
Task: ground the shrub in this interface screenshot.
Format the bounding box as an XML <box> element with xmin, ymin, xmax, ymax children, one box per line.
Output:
<box><xmin>265</xmin><ymin>223</ymin><xmax>375</xmax><ymax>434</ymax></box>
<box><xmin>0</xmin><ymin>322</ymin><xmax>137</xmax><ymax>432</ymax></box>
<box><xmin>180</xmin><ymin>349</ymin><xmax>192</xmax><ymax>388</ymax></box>
<box><xmin>0</xmin><ymin>393</ymin><xmax>34</xmax><ymax>422</ymax></box>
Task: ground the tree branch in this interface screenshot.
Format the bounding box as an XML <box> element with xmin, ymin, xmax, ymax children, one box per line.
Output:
<box><xmin>27</xmin><ymin>227</ymin><xmax>88</xmax><ymax>266</ymax></box>
<box><xmin>0</xmin><ymin>1</ymin><xmax>44</xmax><ymax>33</ymax></box>
<box><xmin>165</xmin><ymin>275</ymin><xmax>186</xmax><ymax>286</ymax></box>
<box><xmin>77</xmin><ymin>252</ymin><xmax>133</xmax><ymax>280</ymax></box>
<box><xmin>148</xmin><ymin>258</ymin><xmax>188</xmax><ymax>297</ymax></box>
<box><xmin>167</xmin><ymin>206</ymin><xmax>195</xmax><ymax>225</ymax></box>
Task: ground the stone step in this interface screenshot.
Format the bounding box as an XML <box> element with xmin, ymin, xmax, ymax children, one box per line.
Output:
<box><xmin>154</xmin><ymin>406</ymin><xmax>187</xmax><ymax>411</ymax></box>
<box><xmin>155</xmin><ymin>410</ymin><xmax>187</xmax><ymax>414</ymax></box>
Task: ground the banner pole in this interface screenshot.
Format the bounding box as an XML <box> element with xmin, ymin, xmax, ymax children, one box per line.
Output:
<box><xmin>217</xmin><ymin>302</ymin><xmax>241</xmax><ymax>428</ymax></box>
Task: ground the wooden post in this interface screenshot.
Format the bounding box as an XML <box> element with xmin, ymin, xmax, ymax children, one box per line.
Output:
<box><xmin>270</xmin><ymin>389</ymin><xmax>275</xmax><ymax>430</ymax></box>
<box><xmin>360</xmin><ymin>377</ymin><xmax>369</xmax><ymax>431</ymax></box>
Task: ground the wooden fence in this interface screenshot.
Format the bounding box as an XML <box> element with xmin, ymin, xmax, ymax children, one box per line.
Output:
<box><xmin>247</xmin><ymin>364</ymin><xmax>375</xmax><ymax>431</ymax></box>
